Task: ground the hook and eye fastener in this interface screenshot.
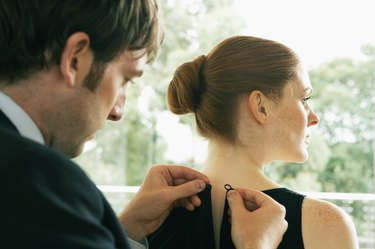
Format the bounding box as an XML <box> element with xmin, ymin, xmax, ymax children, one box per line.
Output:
<box><xmin>224</xmin><ymin>184</ymin><xmax>235</xmax><ymax>192</ymax></box>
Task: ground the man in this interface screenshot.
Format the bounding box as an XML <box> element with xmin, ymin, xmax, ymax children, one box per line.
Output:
<box><xmin>0</xmin><ymin>1</ymin><xmax>287</xmax><ymax>248</ymax></box>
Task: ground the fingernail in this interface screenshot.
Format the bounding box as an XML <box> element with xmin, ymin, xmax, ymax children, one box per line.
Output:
<box><xmin>227</xmin><ymin>190</ymin><xmax>236</xmax><ymax>199</ymax></box>
<box><xmin>196</xmin><ymin>180</ymin><xmax>206</xmax><ymax>190</ymax></box>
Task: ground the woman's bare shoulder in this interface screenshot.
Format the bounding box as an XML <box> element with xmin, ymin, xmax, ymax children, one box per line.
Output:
<box><xmin>301</xmin><ymin>197</ymin><xmax>359</xmax><ymax>249</ymax></box>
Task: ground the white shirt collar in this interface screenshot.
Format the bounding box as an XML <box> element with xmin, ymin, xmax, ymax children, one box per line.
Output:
<box><xmin>0</xmin><ymin>91</ymin><xmax>45</xmax><ymax>145</ymax></box>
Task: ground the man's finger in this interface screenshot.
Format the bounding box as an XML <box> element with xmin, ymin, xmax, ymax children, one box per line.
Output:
<box><xmin>226</xmin><ymin>190</ymin><xmax>246</xmax><ymax>217</ymax></box>
<box><xmin>243</xmin><ymin>200</ymin><xmax>258</xmax><ymax>212</ymax></box>
<box><xmin>157</xmin><ymin>165</ymin><xmax>210</xmax><ymax>183</ymax></box>
<box><xmin>166</xmin><ymin>179</ymin><xmax>207</xmax><ymax>203</ymax></box>
<box><xmin>175</xmin><ymin>198</ymin><xmax>195</xmax><ymax>211</ymax></box>
<box><xmin>172</xmin><ymin>178</ymin><xmax>188</xmax><ymax>186</ymax></box>
<box><xmin>235</xmin><ymin>187</ymin><xmax>275</xmax><ymax>208</ymax></box>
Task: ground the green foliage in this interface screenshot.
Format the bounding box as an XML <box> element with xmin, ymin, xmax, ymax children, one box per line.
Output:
<box><xmin>318</xmin><ymin>142</ymin><xmax>373</xmax><ymax>192</ymax></box>
<box><xmin>311</xmin><ymin>56</ymin><xmax>374</xmax><ymax>142</ymax></box>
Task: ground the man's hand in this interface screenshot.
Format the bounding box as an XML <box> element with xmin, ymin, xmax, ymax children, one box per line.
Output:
<box><xmin>227</xmin><ymin>188</ymin><xmax>288</xmax><ymax>249</ymax></box>
<box><xmin>119</xmin><ymin>165</ymin><xmax>210</xmax><ymax>242</ymax></box>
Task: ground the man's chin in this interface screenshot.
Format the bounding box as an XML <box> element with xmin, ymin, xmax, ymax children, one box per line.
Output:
<box><xmin>66</xmin><ymin>146</ymin><xmax>84</xmax><ymax>159</ymax></box>
<box><xmin>64</xmin><ymin>143</ymin><xmax>85</xmax><ymax>158</ymax></box>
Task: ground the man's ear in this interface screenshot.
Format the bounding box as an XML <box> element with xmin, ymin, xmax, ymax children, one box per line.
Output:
<box><xmin>248</xmin><ymin>90</ymin><xmax>268</xmax><ymax>124</ymax></box>
<box><xmin>60</xmin><ymin>32</ymin><xmax>93</xmax><ymax>87</ymax></box>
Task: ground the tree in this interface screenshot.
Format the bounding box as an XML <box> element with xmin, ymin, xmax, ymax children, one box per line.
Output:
<box><xmin>311</xmin><ymin>46</ymin><xmax>374</xmax><ymax>193</ymax></box>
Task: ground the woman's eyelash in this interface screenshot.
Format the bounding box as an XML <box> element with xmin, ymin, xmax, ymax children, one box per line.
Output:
<box><xmin>302</xmin><ymin>96</ymin><xmax>311</xmax><ymax>104</ymax></box>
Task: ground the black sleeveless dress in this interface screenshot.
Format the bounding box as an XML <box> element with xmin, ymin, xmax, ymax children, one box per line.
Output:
<box><xmin>148</xmin><ymin>184</ymin><xmax>305</xmax><ymax>249</ymax></box>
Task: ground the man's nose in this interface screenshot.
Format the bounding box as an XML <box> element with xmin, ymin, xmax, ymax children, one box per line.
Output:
<box><xmin>107</xmin><ymin>91</ymin><xmax>125</xmax><ymax>121</ymax></box>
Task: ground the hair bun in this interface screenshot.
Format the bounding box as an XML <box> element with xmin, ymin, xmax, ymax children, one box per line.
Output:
<box><xmin>167</xmin><ymin>55</ymin><xmax>206</xmax><ymax>114</ymax></box>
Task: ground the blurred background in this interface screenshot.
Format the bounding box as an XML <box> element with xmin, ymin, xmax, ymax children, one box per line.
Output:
<box><xmin>74</xmin><ymin>0</ymin><xmax>375</xmax><ymax>247</ymax></box>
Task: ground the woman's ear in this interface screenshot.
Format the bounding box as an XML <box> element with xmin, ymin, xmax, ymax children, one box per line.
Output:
<box><xmin>59</xmin><ymin>32</ymin><xmax>93</xmax><ymax>87</ymax></box>
<box><xmin>248</xmin><ymin>90</ymin><xmax>268</xmax><ymax>124</ymax></box>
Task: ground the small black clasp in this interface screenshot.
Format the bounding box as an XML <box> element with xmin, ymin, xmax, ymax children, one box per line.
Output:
<box><xmin>224</xmin><ymin>184</ymin><xmax>234</xmax><ymax>192</ymax></box>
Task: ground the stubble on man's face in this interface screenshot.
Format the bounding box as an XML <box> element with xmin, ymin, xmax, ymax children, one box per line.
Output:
<box><xmin>83</xmin><ymin>61</ymin><xmax>107</xmax><ymax>92</ymax></box>
<box><xmin>51</xmin><ymin>62</ymin><xmax>108</xmax><ymax>158</ymax></box>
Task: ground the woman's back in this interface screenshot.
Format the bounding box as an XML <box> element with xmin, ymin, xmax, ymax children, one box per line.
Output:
<box><xmin>148</xmin><ymin>181</ymin><xmax>357</xmax><ymax>249</ymax></box>
<box><xmin>148</xmin><ymin>183</ymin><xmax>305</xmax><ymax>249</ymax></box>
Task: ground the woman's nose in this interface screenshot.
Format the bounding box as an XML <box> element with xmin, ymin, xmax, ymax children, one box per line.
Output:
<box><xmin>308</xmin><ymin>108</ymin><xmax>320</xmax><ymax>127</ymax></box>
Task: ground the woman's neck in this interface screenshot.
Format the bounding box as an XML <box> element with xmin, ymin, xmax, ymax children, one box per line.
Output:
<box><xmin>201</xmin><ymin>141</ymin><xmax>281</xmax><ymax>249</ymax></box>
<box><xmin>202</xmin><ymin>141</ymin><xmax>280</xmax><ymax>190</ymax></box>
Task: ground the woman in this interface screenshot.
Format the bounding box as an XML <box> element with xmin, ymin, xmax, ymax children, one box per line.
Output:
<box><xmin>148</xmin><ymin>36</ymin><xmax>358</xmax><ymax>249</ymax></box>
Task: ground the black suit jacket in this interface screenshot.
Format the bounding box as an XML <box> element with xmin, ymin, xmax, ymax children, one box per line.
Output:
<box><xmin>0</xmin><ymin>111</ymin><xmax>130</xmax><ymax>249</ymax></box>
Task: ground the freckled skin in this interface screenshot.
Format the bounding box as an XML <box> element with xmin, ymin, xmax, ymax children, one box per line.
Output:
<box><xmin>265</xmin><ymin>65</ymin><xmax>319</xmax><ymax>163</ymax></box>
<box><xmin>302</xmin><ymin>197</ymin><xmax>359</xmax><ymax>249</ymax></box>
